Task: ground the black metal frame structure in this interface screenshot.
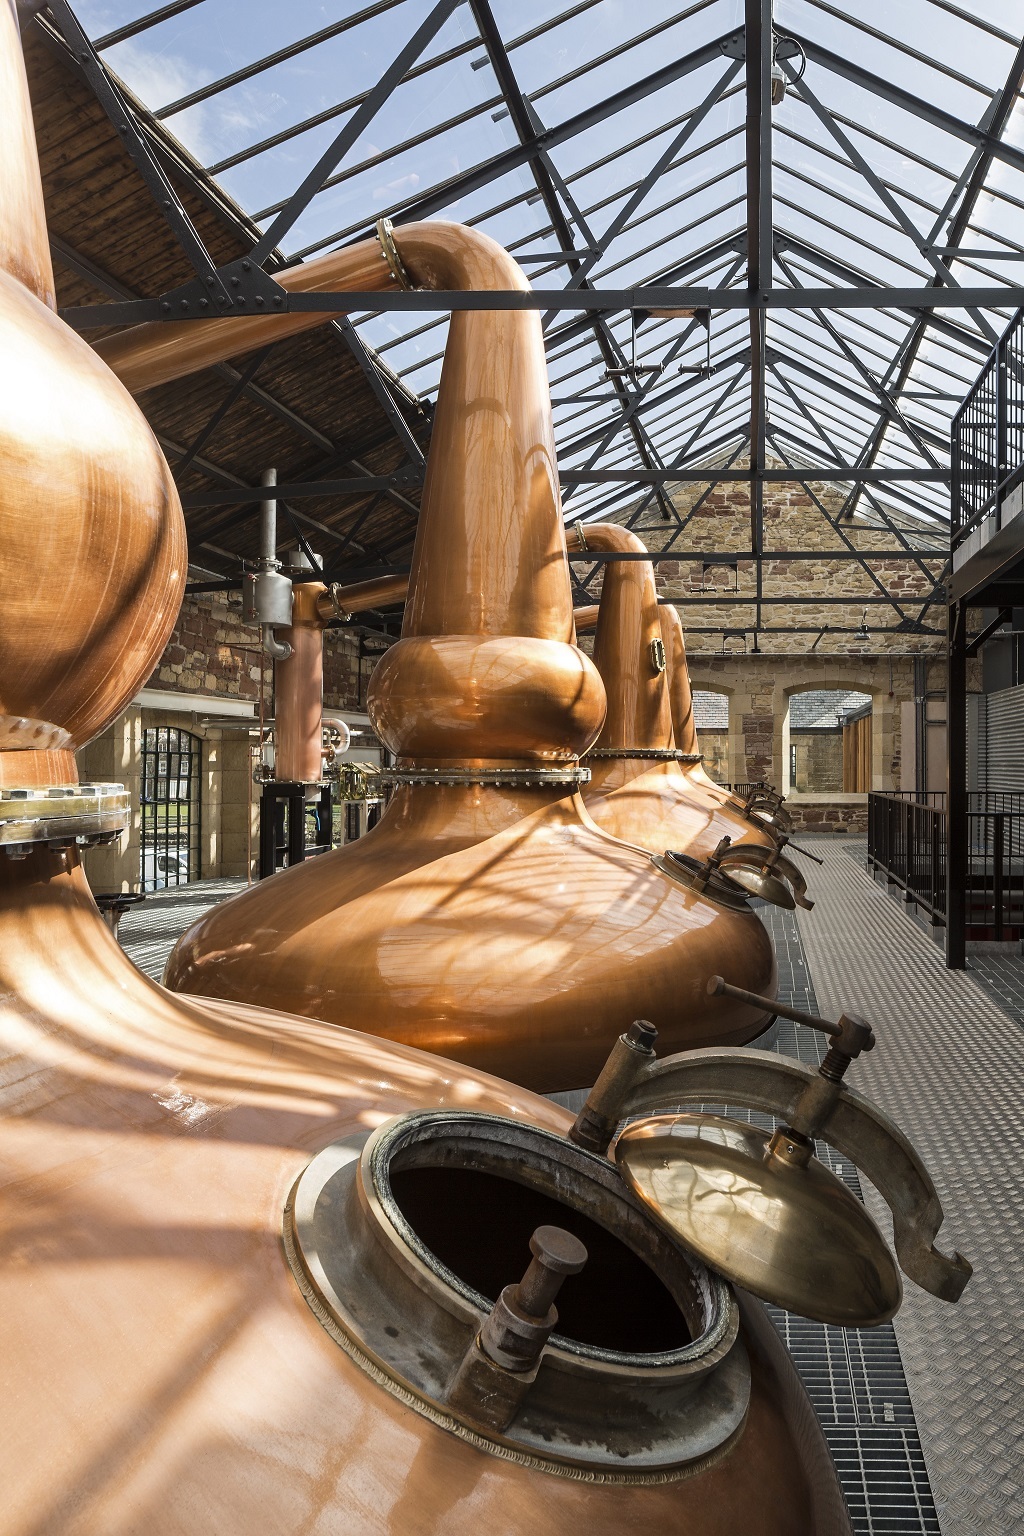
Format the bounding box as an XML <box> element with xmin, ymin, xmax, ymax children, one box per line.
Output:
<box><xmin>868</xmin><ymin>789</ymin><xmax>1024</xmax><ymax>944</ymax></box>
<box><xmin>258</xmin><ymin>780</ymin><xmax>333</xmax><ymax>879</ymax></box>
<box><xmin>37</xmin><ymin>2</ymin><xmax>1024</xmax><ymax>642</ymax></box>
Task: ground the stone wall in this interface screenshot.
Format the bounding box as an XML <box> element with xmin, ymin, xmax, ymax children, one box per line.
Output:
<box><xmin>686</xmin><ymin>650</ymin><xmax>924</xmax><ymax>794</ymax></box>
<box><xmin>151</xmin><ymin>592</ymin><xmax>363</xmax><ymax>710</ymax></box>
<box><xmin>76</xmin><ymin>591</ymin><xmax>368</xmax><ymax>890</ymax></box>
<box><xmin>791</xmin><ymin>732</ymin><xmax>843</xmax><ymax>793</ymax></box>
<box><xmin>590</xmin><ymin>459</ymin><xmax>947</xmax><ymax>657</ymax></box>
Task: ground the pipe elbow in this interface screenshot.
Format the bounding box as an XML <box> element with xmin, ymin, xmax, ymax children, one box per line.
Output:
<box><xmin>566</xmin><ymin>522</ymin><xmax>648</xmax><ymax>557</ymax></box>
<box><xmin>262</xmin><ymin>625</ymin><xmax>292</xmax><ymax>661</ymax></box>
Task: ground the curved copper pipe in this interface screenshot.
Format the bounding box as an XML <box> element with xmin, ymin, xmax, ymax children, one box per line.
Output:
<box><xmin>95</xmin><ymin>239</ymin><xmax>399</xmax><ymax>393</ymax></box>
<box><xmin>166</xmin><ymin>223</ymin><xmax>777</xmax><ymax>1072</ymax></box>
<box><xmin>567</xmin><ymin>524</ymin><xmax>772</xmax><ymax>853</ymax></box>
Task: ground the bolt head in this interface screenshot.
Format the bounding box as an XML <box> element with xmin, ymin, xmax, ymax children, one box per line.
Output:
<box><xmin>529</xmin><ymin>1225</ymin><xmax>588</xmax><ymax>1276</ymax></box>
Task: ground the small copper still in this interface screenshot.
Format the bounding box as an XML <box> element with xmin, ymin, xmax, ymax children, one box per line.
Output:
<box><xmin>569</xmin><ymin>522</ymin><xmax>775</xmax><ymax>856</ymax></box>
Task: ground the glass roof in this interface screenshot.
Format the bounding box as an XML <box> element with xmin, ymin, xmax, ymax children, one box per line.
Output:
<box><xmin>75</xmin><ymin>0</ymin><xmax>1024</xmax><ymax>534</ymax></box>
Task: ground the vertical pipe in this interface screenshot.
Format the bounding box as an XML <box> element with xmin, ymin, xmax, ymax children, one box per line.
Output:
<box><xmin>260</xmin><ymin>467</ymin><xmax>278</xmax><ymax>563</ymax></box>
<box><xmin>274</xmin><ymin>583</ymin><xmax>326</xmax><ymax>786</ymax></box>
<box><xmin>947</xmin><ymin>598</ymin><xmax>967</xmax><ymax>968</ymax></box>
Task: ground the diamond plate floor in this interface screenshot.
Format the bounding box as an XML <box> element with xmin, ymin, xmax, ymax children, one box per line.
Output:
<box><xmin>795</xmin><ymin>839</ymin><xmax>1024</xmax><ymax>1535</ymax></box>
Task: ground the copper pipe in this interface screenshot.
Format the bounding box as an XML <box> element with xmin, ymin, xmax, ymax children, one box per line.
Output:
<box><xmin>318</xmin><ymin>571</ymin><xmax>409</xmax><ymax>622</ymax></box>
<box><xmin>568</xmin><ymin>524</ymin><xmax>773</xmax><ymax>854</ymax></box>
<box><xmin>274</xmin><ymin>582</ymin><xmax>325</xmax><ymax>785</ymax></box>
<box><xmin>95</xmin><ymin>239</ymin><xmax>399</xmax><ymax>394</ymax></box>
<box><xmin>573</xmin><ymin>604</ymin><xmax>599</xmax><ymax>633</ymax></box>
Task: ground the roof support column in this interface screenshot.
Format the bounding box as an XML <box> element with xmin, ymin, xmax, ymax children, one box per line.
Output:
<box><xmin>745</xmin><ymin>0</ymin><xmax>772</xmax><ymax>636</ymax></box>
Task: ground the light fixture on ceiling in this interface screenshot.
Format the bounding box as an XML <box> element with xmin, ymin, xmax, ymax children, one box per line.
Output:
<box><xmin>771</xmin><ymin>33</ymin><xmax>806</xmax><ymax>108</ymax></box>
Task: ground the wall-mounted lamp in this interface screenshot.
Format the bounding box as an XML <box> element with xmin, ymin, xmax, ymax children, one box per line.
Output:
<box><xmin>856</xmin><ymin>610</ymin><xmax>869</xmax><ymax>640</ymax></box>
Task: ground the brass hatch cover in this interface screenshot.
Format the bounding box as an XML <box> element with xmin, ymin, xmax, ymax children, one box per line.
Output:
<box><xmin>615</xmin><ymin>1112</ymin><xmax>902</xmax><ymax>1327</ymax></box>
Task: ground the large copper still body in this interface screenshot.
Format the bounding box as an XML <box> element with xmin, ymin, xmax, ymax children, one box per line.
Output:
<box><xmin>570</xmin><ymin>522</ymin><xmax>773</xmax><ymax>856</ymax></box>
<box><xmin>135</xmin><ymin>222</ymin><xmax>778</xmax><ymax>1088</ymax></box>
<box><xmin>0</xmin><ymin>11</ymin><xmax>854</xmax><ymax>1527</ymax></box>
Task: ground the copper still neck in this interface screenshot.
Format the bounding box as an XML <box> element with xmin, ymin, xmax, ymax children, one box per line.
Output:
<box><xmin>566</xmin><ymin>523</ymin><xmax>674</xmax><ymax>753</ymax></box>
<box><xmin>659</xmin><ymin>603</ymin><xmax>700</xmax><ymax>757</ymax></box>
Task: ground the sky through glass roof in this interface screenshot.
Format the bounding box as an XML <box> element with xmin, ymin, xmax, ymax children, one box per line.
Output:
<box><xmin>72</xmin><ymin>0</ymin><xmax>1024</xmax><ymax>534</ymax></box>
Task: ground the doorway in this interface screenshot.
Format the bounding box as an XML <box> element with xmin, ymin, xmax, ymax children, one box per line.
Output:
<box><xmin>140</xmin><ymin>726</ymin><xmax>202</xmax><ymax>891</ymax></box>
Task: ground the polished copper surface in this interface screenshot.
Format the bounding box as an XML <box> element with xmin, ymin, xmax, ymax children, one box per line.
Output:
<box><xmin>569</xmin><ymin>524</ymin><xmax>774</xmax><ymax>857</ymax></box>
<box><xmin>659</xmin><ymin>604</ymin><xmax>774</xmax><ymax>846</ymax></box>
<box><xmin>275</xmin><ymin>581</ymin><xmax>327</xmax><ymax>785</ymax></box>
<box><xmin>616</xmin><ymin>1112</ymin><xmax>902</xmax><ymax>1328</ymax></box>
<box><xmin>0</xmin><ymin>0</ymin><xmax>185</xmax><ymax>789</ymax></box>
<box><xmin>0</xmin><ymin>848</ymin><xmax>849</xmax><ymax>1534</ymax></box>
<box><xmin>165</xmin><ymin>223</ymin><xmax>776</xmax><ymax>1080</ymax></box>
<box><xmin>0</xmin><ymin>15</ymin><xmax>853</xmax><ymax>1521</ymax></box>
<box><xmin>320</xmin><ymin>570</ymin><xmax>410</xmax><ymax>620</ymax></box>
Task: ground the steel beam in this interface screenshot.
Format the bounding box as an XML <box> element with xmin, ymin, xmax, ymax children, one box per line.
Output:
<box><xmin>946</xmin><ymin>599</ymin><xmax>967</xmax><ymax>969</ymax></box>
<box><xmin>62</xmin><ymin>285</ymin><xmax>1024</xmax><ymax>329</ymax></box>
<box><xmin>249</xmin><ymin>0</ymin><xmax>462</xmax><ymax>264</ymax></box>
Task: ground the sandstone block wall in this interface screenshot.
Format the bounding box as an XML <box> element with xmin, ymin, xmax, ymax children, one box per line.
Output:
<box><xmin>76</xmin><ymin>590</ymin><xmax>368</xmax><ymax>889</ymax></box>
<box><xmin>580</xmin><ymin>460</ymin><xmax>946</xmax><ymax>657</ymax></box>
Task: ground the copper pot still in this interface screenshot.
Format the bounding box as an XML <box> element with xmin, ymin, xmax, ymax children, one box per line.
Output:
<box><xmin>569</xmin><ymin>521</ymin><xmax>776</xmax><ymax>857</ymax></box>
<box><xmin>0</xmin><ymin>13</ymin><xmax>855</xmax><ymax>1525</ymax></box>
<box><xmin>115</xmin><ymin>220</ymin><xmax>779</xmax><ymax>1088</ymax></box>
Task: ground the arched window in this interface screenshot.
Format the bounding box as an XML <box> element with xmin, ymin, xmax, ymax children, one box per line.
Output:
<box><xmin>692</xmin><ymin>690</ymin><xmax>729</xmax><ymax>784</ymax></box>
<box><xmin>140</xmin><ymin>727</ymin><xmax>202</xmax><ymax>891</ymax></box>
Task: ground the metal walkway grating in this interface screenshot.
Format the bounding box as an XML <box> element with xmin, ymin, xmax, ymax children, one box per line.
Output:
<box><xmin>795</xmin><ymin>840</ymin><xmax>1024</xmax><ymax>1535</ymax></box>
<box><xmin>759</xmin><ymin>902</ymin><xmax>940</xmax><ymax>1536</ymax></box>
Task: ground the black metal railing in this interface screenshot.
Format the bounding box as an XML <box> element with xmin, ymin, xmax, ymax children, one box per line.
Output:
<box><xmin>867</xmin><ymin>791</ymin><xmax>1024</xmax><ymax>940</ymax></box>
<box><xmin>952</xmin><ymin>306</ymin><xmax>1024</xmax><ymax>550</ymax></box>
